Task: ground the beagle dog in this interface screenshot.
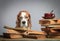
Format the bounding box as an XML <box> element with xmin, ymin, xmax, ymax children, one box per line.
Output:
<box><xmin>16</xmin><ymin>10</ymin><xmax>32</xmax><ymax>30</ymax></box>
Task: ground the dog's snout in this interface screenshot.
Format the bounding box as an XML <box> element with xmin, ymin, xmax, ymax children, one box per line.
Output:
<box><xmin>22</xmin><ymin>21</ymin><xmax>26</xmax><ymax>24</ymax></box>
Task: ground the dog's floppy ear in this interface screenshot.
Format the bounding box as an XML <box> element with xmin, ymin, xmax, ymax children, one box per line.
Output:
<box><xmin>15</xmin><ymin>12</ymin><xmax>21</xmax><ymax>28</ymax></box>
<box><xmin>28</xmin><ymin>14</ymin><xmax>32</xmax><ymax>29</ymax></box>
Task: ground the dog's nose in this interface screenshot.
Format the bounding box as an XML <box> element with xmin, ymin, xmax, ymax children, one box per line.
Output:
<box><xmin>22</xmin><ymin>21</ymin><xmax>26</xmax><ymax>24</ymax></box>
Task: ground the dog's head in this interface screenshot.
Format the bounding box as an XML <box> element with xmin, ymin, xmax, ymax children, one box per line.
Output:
<box><xmin>16</xmin><ymin>10</ymin><xmax>32</xmax><ymax>29</ymax></box>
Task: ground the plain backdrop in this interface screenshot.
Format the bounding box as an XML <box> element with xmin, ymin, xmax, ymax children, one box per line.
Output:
<box><xmin>0</xmin><ymin>0</ymin><xmax>60</xmax><ymax>35</ymax></box>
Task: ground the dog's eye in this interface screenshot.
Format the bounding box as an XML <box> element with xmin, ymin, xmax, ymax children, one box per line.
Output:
<box><xmin>25</xmin><ymin>16</ymin><xmax>28</xmax><ymax>18</ymax></box>
<box><xmin>20</xmin><ymin>17</ymin><xmax>22</xmax><ymax>19</ymax></box>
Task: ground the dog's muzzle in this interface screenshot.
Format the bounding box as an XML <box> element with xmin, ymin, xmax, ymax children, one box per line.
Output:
<box><xmin>22</xmin><ymin>21</ymin><xmax>28</xmax><ymax>27</ymax></box>
<box><xmin>22</xmin><ymin>21</ymin><xmax>26</xmax><ymax>24</ymax></box>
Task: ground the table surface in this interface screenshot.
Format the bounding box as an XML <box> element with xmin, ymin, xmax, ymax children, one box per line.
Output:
<box><xmin>0</xmin><ymin>35</ymin><xmax>60</xmax><ymax>41</ymax></box>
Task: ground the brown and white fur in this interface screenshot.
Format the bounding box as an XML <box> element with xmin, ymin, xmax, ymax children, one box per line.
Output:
<box><xmin>16</xmin><ymin>10</ymin><xmax>32</xmax><ymax>30</ymax></box>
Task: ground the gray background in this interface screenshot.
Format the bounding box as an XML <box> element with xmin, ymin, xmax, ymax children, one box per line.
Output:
<box><xmin>0</xmin><ymin>0</ymin><xmax>60</xmax><ymax>35</ymax></box>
